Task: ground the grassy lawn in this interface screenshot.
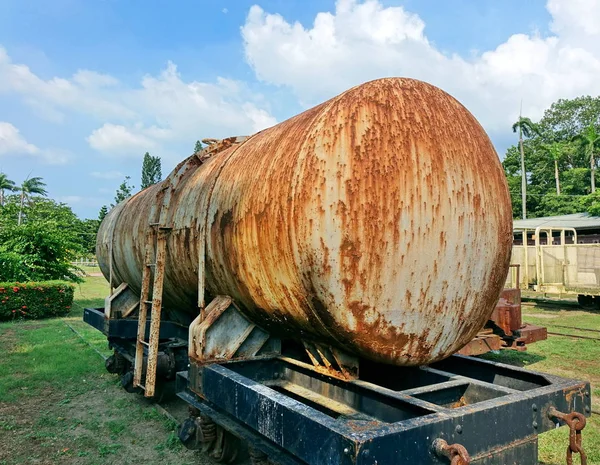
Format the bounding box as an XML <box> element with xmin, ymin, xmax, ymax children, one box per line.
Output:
<box><xmin>483</xmin><ymin>305</ymin><xmax>600</xmax><ymax>464</ymax></box>
<box><xmin>0</xmin><ymin>277</ymin><xmax>201</xmax><ymax>465</ymax></box>
<box><xmin>1</xmin><ymin>278</ymin><xmax>599</xmax><ymax>464</ymax></box>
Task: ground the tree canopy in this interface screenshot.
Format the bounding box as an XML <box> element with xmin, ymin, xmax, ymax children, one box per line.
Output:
<box><xmin>141</xmin><ymin>152</ymin><xmax>162</xmax><ymax>189</ymax></box>
<box><xmin>112</xmin><ymin>176</ymin><xmax>134</xmax><ymax>207</ymax></box>
<box><xmin>503</xmin><ymin>95</ymin><xmax>600</xmax><ymax>218</ymax></box>
<box><xmin>0</xmin><ymin>194</ymin><xmax>86</xmax><ymax>282</ymax></box>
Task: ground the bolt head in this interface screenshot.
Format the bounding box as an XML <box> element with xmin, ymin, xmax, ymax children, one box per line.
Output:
<box><xmin>533</xmin><ymin>421</ymin><xmax>538</xmax><ymax>429</ymax></box>
<box><xmin>343</xmin><ymin>447</ymin><xmax>350</xmax><ymax>455</ymax></box>
<box><xmin>585</xmin><ymin>406</ymin><xmax>591</xmax><ymax>413</ymax></box>
<box><xmin>532</xmin><ymin>404</ymin><xmax>538</xmax><ymax>412</ymax></box>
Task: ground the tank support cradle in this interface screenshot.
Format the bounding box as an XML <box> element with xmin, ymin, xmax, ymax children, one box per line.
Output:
<box><xmin>177</xmin><ymin>297</ymin><xmax>592</xmax><ymax>465</ymax></box>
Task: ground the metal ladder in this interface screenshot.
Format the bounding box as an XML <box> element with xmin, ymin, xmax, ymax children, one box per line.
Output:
<box><xmin>133</xmin><ymin>184</ymin><xmax>173</xmax><ymax>397</ymax></box>
<box><xmin>131</xmin><ymin>137</ymin><xmax>248</xmax><ymax>397</ymax></box>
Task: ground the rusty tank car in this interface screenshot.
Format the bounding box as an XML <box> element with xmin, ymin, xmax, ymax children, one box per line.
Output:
<box><xmin>85</xmin><ymin>78</ymin><xmax>590</xmax><ymax>465</ymax></box>
<box><xmin>96</xmin><ymin>77</ymin><xmax>513</xmax><ymax>367</ymax></box>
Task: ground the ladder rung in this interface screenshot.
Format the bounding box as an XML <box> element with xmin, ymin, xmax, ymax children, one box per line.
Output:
<box><xmin>146</xmin><ymin>263</ymin><xmax>156</xmax><ymax>267</ymax></box>
<box><xmin>143</xmin><ymin>300</ymin><xmax>153</xmax><ymax>304</ymax></box>
<box><xmin>138</xmin><ymin>340</ymin><xmax>149</xmax><ymax>346</ymax></box>
<box><xmin>138</xmin><ymin>384</ymin><xmax>146</xmax><ymax>390</ymax></box>
<box><xmin>148</xmin><ymin>223</ymin><xmax>172</xmax><ymax>230</ymax></box>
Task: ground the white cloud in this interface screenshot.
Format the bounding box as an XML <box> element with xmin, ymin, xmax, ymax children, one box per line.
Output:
<box><xmin>0</xmin><ymin>48</ymin><xmax>134</xmax><ymax>121</ymax></box>
<box><xmin>241</xmin><ymin>0</ymin><xmax>600</xmax><ymax>135</ymax></box>
<box><xmin>87</xmin><ymin>123</ymin><xmax>158</xmax><ymax>155</ymax></box>
<box><xmin>56</xmin><ymin>195</ymin><xmax>105</xmax><ymax>207</ymax></box>
<box><xmin>0</xmin><ymin>122</ymin><xmax>38</xmax><ymax>154</ymax></box>
<box><xmin>0</xmin><ymin>47</ymin><xmax>277</xmax><ymax>159</ymax></box>
<box><xmin>91</xmin><ymin>170</ymin><xmax>125</xmax><ymax>180</ymax></box>
<box><xmin>0</xmin><ymin>122</ymin><xmax>68</xmax><ymax>164</ymax></box>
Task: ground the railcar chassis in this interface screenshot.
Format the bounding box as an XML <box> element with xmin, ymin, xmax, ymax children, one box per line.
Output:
<box><xmin>84</xmin><ymin>304</ymin><xmax>591</xmax><ymax>465</ymax></box>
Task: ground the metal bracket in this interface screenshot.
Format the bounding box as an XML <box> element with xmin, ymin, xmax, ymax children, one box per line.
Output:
<box><xmin>196</xmin><ymin>136</ymin><xmax>248</xmax><ymax>162</ymax></box>
<box><xmin>302</xmin><ymin>341</ymin><xmax>359</xmax><ymax>380</ymax></box>
<box><xmin>189</xmin><ymin>296</ymin><xmax>281</xmax><ymax>363</ymax></box>
<box><xmin>104</xmin><ymin>282</ymin><xmax>139</xmax><ymax>319</ymax></box>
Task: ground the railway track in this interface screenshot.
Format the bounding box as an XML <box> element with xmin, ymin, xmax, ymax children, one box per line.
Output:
<box><xmin>522</xmin><ymin>298</ymin><xmax>600</xmax><ymax>340</ymax></box>
<box><xmin>521</xmin><ymin>298</ymin><xmax>583</xmax><ymax>310</ymax></box>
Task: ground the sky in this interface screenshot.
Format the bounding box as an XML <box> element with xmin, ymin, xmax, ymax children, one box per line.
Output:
<box><xmin>1</xmin><ymin>0</ymin><xmax>600</xmax><ymax>219</ymax></box>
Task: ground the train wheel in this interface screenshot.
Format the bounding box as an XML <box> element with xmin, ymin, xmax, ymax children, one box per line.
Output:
<box><xmin>178</xmin><ymin>414</ymin><xmax>241</xmax><ymax>463</ymax></box>
<box><xmin>120</xmin><ymin>371</ymin><xmax>142</xmax><ymax>394</ymax></box>
<box><xmin>209</xmin><ymin>425</ymin><xmax>240</xmax><ymax>463</ymax></box>
<box><xmin>578</xmin><ymin>294</ymin><xmax>599</xmax><ymax>311</ymax></box>
<box><xmin>249</xmin><ymin>447</ymin><xmax>271</xmax><ymax>465</ymax></box>
<box><xmin>105</xmin><ymin>351</ymin><xmax>129</xmax><ymax>374</ymax></box>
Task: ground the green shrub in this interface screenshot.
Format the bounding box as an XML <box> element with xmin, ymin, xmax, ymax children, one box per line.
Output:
<box><xmin>0</xmin><ymin>281</ymin><xmax>74</xmax><ymax>321</ymax></box>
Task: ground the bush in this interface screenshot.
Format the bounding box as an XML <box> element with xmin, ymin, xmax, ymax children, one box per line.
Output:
<box><xmin>0</xmin><ymin>281</ymin><xmax>75</xmax><ymax>321</ymax></box>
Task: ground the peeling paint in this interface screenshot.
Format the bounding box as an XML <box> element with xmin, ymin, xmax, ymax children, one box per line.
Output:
<box><xmin>97</xmin><ymin>78</ymin><xmax>513</xmax><ymax>366</ymax></box>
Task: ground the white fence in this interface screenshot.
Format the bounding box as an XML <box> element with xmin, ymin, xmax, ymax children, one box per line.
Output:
<box><xmin>510</xmin><ymin>241</ymin><xmax>600</xmax><ymax>295</ymax></box>
<box><xmin>71</xmin><ymin>258</ymin><xmax>99</xmax><ymax>267</ymax></box>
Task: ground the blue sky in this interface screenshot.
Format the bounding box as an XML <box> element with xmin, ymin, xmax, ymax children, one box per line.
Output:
<box><xmin>1</xmin><ymin>0</ymin><xmax>598</xmax><ymax>218</ymax></box>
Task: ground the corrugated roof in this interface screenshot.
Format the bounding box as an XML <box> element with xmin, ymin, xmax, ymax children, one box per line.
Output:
<box><xmin>513</xmin><ymin>213</ymin><xmax>600</xmax><ymax>230</ymax></box>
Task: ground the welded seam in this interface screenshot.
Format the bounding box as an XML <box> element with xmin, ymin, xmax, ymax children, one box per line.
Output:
<box><xmin>107</xmin><ymin>195</ymin><xmax>138</xmax><ymax>297</ymax></box>
<box><xmin>198</xmin><ymin>135</ymin><xmax>258</xmax><ymax>313</ymax></box>
<box><xmin>287</xmin><ymin>92</ymin><xmax>352</xmax><ymax>347</ymax></box>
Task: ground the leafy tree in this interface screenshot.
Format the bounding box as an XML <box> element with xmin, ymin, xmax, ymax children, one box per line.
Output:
<box><xmin>0</xmin><ymin>196</ymin><xmax>85</xmax><ymax>282</ymax></box>
<box><xmin>17</xmin><ymin>176</ymin><xmax>47</xmax><ymax>226</ymax></box>
<box><xmin>537</xmin><ymin>96</ymin><xmax>600</xmax><ymax>141</ymax></box>
<box><xmin>539</xmin><ymin>141</ymin><xmax>573</xmax><ymax>195</ymax></box>
<box><xmin>512</xmin><ymin>116</ymin><xmax>539</xmax><ymax>219</ymax></box>
<box><xmin>73</xmin><ymin>218</ymin><xmax>100</xmax><ymax>256</ymax></box>
<box><xmin>112</xmin><ymin>176</ymin><xmax>134</xmax><ymax>207</ymax></box>
<box><xmin>0</xmin><ymin>172</ymin><xmax>16</xmax><ymax>207</ymax></box>
<box><xmin>503</xmin><ymin>95</ymin><xmax>600</xmax><ymax>218</ymax></box>
<box><xmin>140</xmin><ymin>152</ymin><xmax>162</xmax><ymax>189</ymax></box>
<box><xmin>194</xmin><ymin>140</ymin><xmax>204</xmax><ymax>153</ymax></box>
<box><xmin>572</xmin><ymin>124</ymin><xmax>600</xmax><ymax>193</ymax></box>
<box><xmin>98</xmin><ymin>205</ymin><xmax>108</xmax><ymax>222</ymax></box>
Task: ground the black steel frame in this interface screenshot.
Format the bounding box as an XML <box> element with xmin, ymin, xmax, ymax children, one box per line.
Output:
<box><xmin>83</xmin><ymin>307</ymin><xmax>188</xmax><ymax>341</ymax></box>
<box><xmin>83</xmin><ymin>306</ymin><xmax>592</xmax><ymax>464</ymax></box>
<box><xmin>177</xmin><ymin>355</ymin><xmax>591</xmax><ymax>465</ymax></box>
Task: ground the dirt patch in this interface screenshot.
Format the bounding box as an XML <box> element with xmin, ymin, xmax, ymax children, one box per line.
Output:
<box><xmin>0</xmin><ymin>379</ymin><xmax>220</xmax><ymax>465</ymax></box>
<box><xmin>85</xmin><ymin>272</ymin><xmax>104</xmax><ymax>278</ymax></box>
<box><xmin>0</xmin><ymin>328</ymin><xmax>18</xmax><ymax>352</ymax></box>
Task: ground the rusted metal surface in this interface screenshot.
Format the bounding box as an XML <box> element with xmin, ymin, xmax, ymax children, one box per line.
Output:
<box><xmin>189</xmin><ymin>296</ymin><xmax>280</xmax><ymax>363</ymax></box>
<box><xmin>433</xmin><ymin>439</ymin><xmax>471</xmax><ymax>465</ymax></box>
<box><xmin>458</xmin><ymin>286</ymin><xmax>547</xmax><ymax>355</ymax></box>
<box><xmin>489</xmin><ymin>286</ymin><xmax>522</xmax><ymax>335</ymax></box>
<box><xmin>456</xmin><ymin>330</ymin><xmax>503</xmax><ymax>356</ymax></box>
<box><xmin>517</xmin><ymin>324</ymin><xmax>547</xmax><ymax>345</ymax></box>
<box><xmin>548</xmin><ymin>407</ymin><xmax>587</xmax><ymax>465</ymax></box>
<box><xmin>302</xmin><ymin>341</ymin><xmax>359</xmax><ymax>381</ymax></box>
<box><xmin>97</xmin><ymin>78</ymin><xmax>513</xmax><ymax>366</ymax></box>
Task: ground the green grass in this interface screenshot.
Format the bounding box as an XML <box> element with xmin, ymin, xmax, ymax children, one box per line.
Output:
<box><xmin>0</xmin><ymin>276</ymin><xmax>195</xmax><ymax>465</ymax></box>
<box><xmin>1</xmin><ymin>277</ymin><xmax>599</xmax><ymax>463</ymax></box>
<box><xmin>482</xmin><ymin>305</ymin><xmax>600</xmax><ymax>464</ymax></box>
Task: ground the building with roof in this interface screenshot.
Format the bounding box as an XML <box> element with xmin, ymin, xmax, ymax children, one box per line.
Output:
<box><xmin>513</xmin><ymin>213</ymin><xmax>600</xmax><ymax>245</ymax></box>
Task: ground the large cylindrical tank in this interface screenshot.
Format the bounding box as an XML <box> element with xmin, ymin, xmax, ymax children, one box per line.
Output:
<box><xmin>97</xmin><ymin>78</ymin><xmax>513</xmax><ymax>366</ymax></box>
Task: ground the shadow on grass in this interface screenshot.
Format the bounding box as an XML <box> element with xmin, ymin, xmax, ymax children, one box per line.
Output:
<box><xmin>478</xmin><ymin>350</ymin><xmax>546</xmax><ymax>367</ymax></box>
<box><xmin>522</xmin><ymin>298</ymin><xmax>600</xmax><ymax>315</ymax></box>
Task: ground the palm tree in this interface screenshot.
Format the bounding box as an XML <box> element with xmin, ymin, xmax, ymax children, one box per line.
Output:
<box><xmin>573</xmin><ymin>124</ymin><xmax>600</xmax><ymax>194</ymax></box>
<box><xmin>0</xmin><ymin>172</ymin><xmax>16</xmax><ymax>207</ymax></box>
<box><xmin>540</xmin><ymin>142</ymin><xmax>566</xmax><ymax>195</ymax></box>
<box><xmin>17</xmin><ymin>176</ymin><xmax>47</xmax><ymax>225</ymax></box>
<box><xmin>512</xmin><ymin>115</ymin><xmax>539</xmax><ymax>219</ymax></box>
